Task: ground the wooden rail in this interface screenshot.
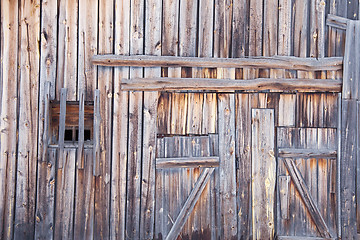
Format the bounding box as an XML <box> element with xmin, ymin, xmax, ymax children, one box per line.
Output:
<box><xmin>278</xmin><ymin>148</ymin><xmax>337</xmax><ymax>158</ymax></box>
<box><xmin>120</xmin><ymin>77</ymin><xmax>342</xmax><ymax>92</ymax></box>
<box><xmin>92</xmin><ymin>54</ymin><xmax>343</xmax><ymax>71</ymax></box>
<box><xmin>326</xmin><ymin>14</ymin><xmax>348</xmax><ymax>30</ymax></box>
<box><xmin>156</xmin><ymin>157</ymin><xmax>220</xmax><ymax>169</ymax></box>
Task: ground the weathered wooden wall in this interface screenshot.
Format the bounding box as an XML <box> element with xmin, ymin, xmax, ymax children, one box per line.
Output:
<box><xmin>0</xmin><ymin>0</ymin><xmax>357</xmax><ymax>239</ymax></box>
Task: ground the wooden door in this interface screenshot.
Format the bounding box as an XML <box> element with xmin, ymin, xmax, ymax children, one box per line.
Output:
<box><xmin>276</xmin><ymin>127</ymin><xmax>338</xmax><ymax>239</ymax></box>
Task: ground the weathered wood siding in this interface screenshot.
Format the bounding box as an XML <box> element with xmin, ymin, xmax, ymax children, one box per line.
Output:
<box><xmin>0</xmin><ymin>0</ymin><xmax>357</xmax><ymax>239</ymax></box>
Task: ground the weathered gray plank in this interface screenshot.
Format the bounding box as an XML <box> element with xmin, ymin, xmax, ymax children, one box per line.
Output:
<box><xmin>282</xmin><ymin>158</ymin><xmax>332</xmax><ymax>238</ymax></box>
<box><xmin>277</xmin><ymin>237</ymin><xmax>335</xmax><ymax>240</ymax></box>
<box><xmin>232</xmin><ymin>0</ymin><xmax>247</xmax><ymax>58</ymax></box>
<box><xmin>342</xmin><ymin>20</ymin><xmax>356</xmax><ymax>99</ymax></box>
<box><xmin>58</xmin><ymin>88</ymin><xmax>67</xmax><ymax>169</ymax></box>
<box><xmin>92</xmin><ymin>55</ymin><xmax>343</xmax><ymax>71</ymax></box>
<box><xmin>77</xmin><ymin>89</ymin><xmax>85</xmax><ymax>169</ymax></box>
<box><xmin>40</xmin><ymin>81</ymin><xmax>51</xmax><ymax>162</ymax></box>
<box><xmin>326</xmin><ymin>14</ymin><xmax>348</xmax><ymax>30</ymax></box>
<box><xmin>34</xmin><ymin>149</ymin><xmax>56</xmax><ymax>240</ymax></box>
<box><xmin>156</xmin><ymin>157</ymin><xmax>220</xmax><ymax>169</ymax></box>
<box><xmin>110</xmin><ymin>0</ymin><xmax>130</xmax><ymax>238</ymax></box>
<box><xmin>340</xmin><ymin>99</ymin><xmax>357</xmax><ymax>238</ymax></box>
<box><xmin>310</xmin><ymin>0</ymin><xmax>326</xmax><ymax>58</ymax></box>
<box><xmin>165</xmin><ymin>168</ymin><xmax>215</xmax><ymax>240</ymax></box>
<box><xmin>92</xmin><ymin>90</ymin><xmax>100</xmax><ymax>176</ymax></box>
<box><xmin>278</xmin><ymin>148</ymin><xmax>337</xmax><ymax>158</ymax></box>
<box><xmin>121</xmin><ymin>77</ymin><xmax>342</xmax><ymax>92</ymax></box>
<box><xmin>279</xmin><ymin>175</ymin><xmax>290</xmax><ymax>220</ymax></box>
<box><xmin>74</xmin><ymin>149</ymin><xmax>94</xmax><ymax>240</ymax></box>
<box><xmin>251</xmin><ymin>109</ymin><xmax>276</xmax><ymax>239</ymax></box>
<box><xmin>170</xmin><ymin>93</ymin><xmax>188</xmax><ymax>135</ymax></box>
<box><xmin>218</xmin><ymin>94</ymin><xmax>237</xmax><ymax>238</ymax></box>
<box><xmin>186</xmin><ymin>93</ymin><xmax>204</xmax><ymax>134</ymax></box>
<box><xmin>278</xmin><ymin>94</ymin><xmax>296</xmax><ymax>127</ymax></box>
<box><xmin>249</xmin><ymin>0</ymin><xmax>263</xmax><ymax>56</ymax></box>
<box><xmin>178</xmin><ymin>0</ymin><xmax>197</xmax><ymax>57</ymax></box>
<box><xmin>54</xmin><ymin>149</ymin><xmax>76</xmax><ymax>240</ymax></box>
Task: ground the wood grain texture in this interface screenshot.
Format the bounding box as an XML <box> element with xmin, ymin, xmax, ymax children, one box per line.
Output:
<box><xmin>218</xmin><ymin>94</ymin><xmax>237</xmax><ymax>238</ymax></box>
<box><xmin>156</xmin><ymin>157</ymin><xmax>220</xmax><ymax>169</ymax></box>
<box><xmin>120</xmin><ymin>77</ymin><xmax>342</xmax><ymax>92</ymax></box>
<box><xmin>92</xmin><ymin>55</ymin><xmax>343</xmax><ymax>71</ymax></box>
<box><xmin>251</xmin><ymin>109</ymin><xmax>276</xmax><ymax>239</ymax></box>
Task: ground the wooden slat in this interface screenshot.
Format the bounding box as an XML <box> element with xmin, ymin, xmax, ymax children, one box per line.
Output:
<box><xmin>218</xmin><ymin>94</ymin><xmax>237</xmax><ymax>239</ymax></box>
<box><xmin>279</xmin><ymin>175</ymin><xmax>290</xmax><ymax>220</ymax></box>
<box><xmin>121</xmin><ymin>77</ymin><xmax>342</xmax><ymax>92</ymax></box>
<box><xmin>77</xmin><ymin>89</ymin><xmax>85</xmax><ymax>169</ymax></box>
<box><xmin>251</xmin><ymin>109</ymin><xmax>276</xmax><ymax>239</ymax></box>
<box><xmin>357</xmin><ymin>101</ymin><xmax>360</xmax><ymax>235</ymax></box>
<box><xmin>74</xmin><ymin>149</ymin><xmax>94</xmax><ymax>240</ymax></box>
<box><xmin>342</xmin><ymin>20</ymin><xmax>356</xmax><ymax>99</ymax></box>
<box><xmin>78</xmin><ymin>0</ymin><xmax>98</xmax><ymax>100</ymax></box>
<box><xmin>249</xmin><ymin>0</ymin><xmax>263</xmax><ymax>56</ymax></box>
<box><xmin>277</xmin><ymin>236</ymin><xmax>335</xmax><ymax>240</ymax></box>
<box><xmin>326</xmin><ymin>14</ymin><xmax>348</xmax><ymax>30</ymax></box>
<box><xmin>310</xmin><ymin>0</ymin><xmax>326</xmax><ymax>58</ymax></box>
<box><xmin>156</xmin><ymin>157</ymin><xmax>220</xmax><ymax>169</ymax></box>
<box><xmin>54</xmin><ymin>149</ymin><xmax>76</xmax><ymax>240</ymax></box>
<box><xmin>165</xmin><ymin>168</ymin><xmax>215</xmax><ymax>240</ymax></box>
<box><xmin>92</xmin><ymin>55</ymin><xmax>343</xmax><ymax>71</ymax></box>
<box><xmin>92</xmin><ymin>90</ymin><xmax>100</xmax><ymax>176</ymax></box>
<box><xmin>282</xmin><ymin>158</ymin><xmax>332</xmax><ymax>238</ymax></box>
<box><xmin>340</xmin><ymin>99</ymin><xmax>357</xmax><ymax>238</ymax></box>
<box><xmin>278</xmin><ymin>148</ymin><xmax>337</xmax><ymax>158</ymax></box>
<box><xmin>110</xmin><ymin>0</ymin><xmax>130</xmax><ymax>238</ymax></box>
<box><xmin>56</xmin><ymin>0</ymin><xmax>78</xmax><ymax>100</ymax></box>
<box><xmin>40</xmin><ymin>81</ymin><xmax>51</xmax><ymax>162</ymax></box>
<box><xmin>34</xmin><ymin>149</ymin><xmax>56</xmax><ymax>240</ymax></box>
<box><xmin>58</xmin><ymin>88</ymin><xmax>67</xmax><ymax>169</ymax></box>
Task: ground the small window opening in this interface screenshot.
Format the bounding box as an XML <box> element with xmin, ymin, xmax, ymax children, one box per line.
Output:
<box><xmin>64</xmin><ymin>129</ymin><xmax>74</xmax><ymax>141</ymax></box>
<box><xmin>84</xmin><ymin>129</ymin><xmax>91</xmax><ymax>141</ymax></box>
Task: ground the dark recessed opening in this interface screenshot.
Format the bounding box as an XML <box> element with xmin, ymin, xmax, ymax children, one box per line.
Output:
<box><xmin>84</xmin><ymin>129</ymin><xmax>91</xmax><ymax>141</ymax></box>
<box><xmin>64</xmin><ymin>129</ymin><xmax>73</xmax><ymax>141</ymax></box>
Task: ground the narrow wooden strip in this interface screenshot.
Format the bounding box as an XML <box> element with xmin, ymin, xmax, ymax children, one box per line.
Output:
<box><xmin>58</xmin><ymin>88</ymin><xmax>67</xmax><ymax>169</ymax></box>
<box><xmin>326</xmin><ymin>14</ymin><xmax>348</xmax><ymax>30</ymax></box>
<box><xmin>92</xmin><ymin>55</ymin><xmax>343</xmax><ymax>71</ymax></box>
<box><xmin>34</xmin><ymin>148</ymin><xmax>56</xmax><ymax>240</ymax></box>
<box><xmin>279</xmin><ymin>175</ymin><xmax>290</xmax><ymax>220</ymax></box>
<box><xmin>41</xmin><ymin>81</ymin><xmax>51</xmax><ymax>162</ymax></box>
<box><xmin>165</xmin><ymin>168</ymin><xmax>215</xmax><ymax>240</ymax></box>
<box><xmin>278</xmin><ymin>148</ymin><xmax>337</xmax><ymax>158</ymax></box>
<box><xmin>93</xmin><ymin>90</ymin><xmax>100</xmax><ymax>176</ymax></box>
<box><xmin>357</xmin><ymin>101</ymin><xmax>360</xmax><ymax>232</ymax></box>
<box><xmin>156</xmin><ymin>157</ymin><xmax>220</xmax><ymax>169</ymax></box>
<box><xmin>277</xmin><ymin>236</ymin><xmax>335</xmax><ymax>240</ymax></box>
<box><xmin>121</xmin><ymin>78</ymin><xmax>342</xmax><ymax>92</ymax></box>
<box><xmin>251</xmin><ymin>109</ymin><xmax>276</xmax><ymax>239</ymax></box>
<box><xmin>282</xmin><ymin>158</ymin><xmax>332</xmax><ymax>238</ymax></box>
<box><xmin>77</xmin><ymin>89</ymin><xmax>85</xmax><ymax>169</ymax></box>
<box><xmin>342</xmin><ymin>20</ymin><xmax>356</xmax><ymax>99</ymax></box>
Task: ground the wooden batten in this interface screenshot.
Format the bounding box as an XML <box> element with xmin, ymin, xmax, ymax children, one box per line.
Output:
<box><xmin>77</xmin><ymin>89</ymin><xmax>85</xmax><ymax>169</ymax></box>
<box><xmin>278</xmin><ymin>148</ymin><xmax>337</xmax><ymax>158</ymax></box>
<box><xmin>41</xmin><ymin>81</ymin><xmax>51</xmax><ymax>162</ymax></box>
<box><xmin>120</xmin><ymin>77</ymin><xmax>342</xmax><ymax>92</ymax></box>
<box><xmin>326</xmin><ymin>14</ymin><xmax>348</xmax><ymax>30</ymax></box>
<box><xmin>93</xmin><ymin>90</ymin><xmax>101</xmax><ymax>177</ymax></box>
<box><xmin>58</xmin><ymin>88</ymin><xmax>67</xmax><ymax>169</ymax></box>
<box><xmin>156</xmin><ymin>157</ymin><xmax>220</xmax><ymax>169</ymax></box>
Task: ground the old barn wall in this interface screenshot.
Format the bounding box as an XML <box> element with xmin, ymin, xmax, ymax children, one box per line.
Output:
<box><xmin>0</xmin><ymin>0</ymin><xmax>357</xmax><ymax>239</ymax></box>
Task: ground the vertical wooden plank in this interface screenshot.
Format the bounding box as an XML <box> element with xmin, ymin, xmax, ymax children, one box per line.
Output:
<box><xmin>155</xmin><ymin>138</ymin><xmax>165</xmax><ymax>240</ymax></box>
<box><xmin>310</xmin><ymin>0</ymin><xmax>326</xmax><ymax>59</ymax></box>
<box><xmin>279</xmin><ymin>175</ymin><xmax>290</xmax><ymax>220</ymax></box>
<box><xmin>249</xmin><ymin>0</ymin><xmax>263</xmax><ymax>56</ymax></box>
<box><xmin>78</xmin><ymin>0</ymin><xmax>98</xmax><ymax>100</ymax></box>
<box><xmin>278</xmin><ymin>94</ymin><xmax>296</xmax><ymax>127</ymax></box>
<box><xmin>218</xmin><ymin>94</ymin><xmax>237</xmax><ymax>238</ymax></box>
<box><xmin>157</xmin><ymin>92</ymin><xmax>171</xmax><ymax>135</ymax></box>
<box><xmin>58</xmin><ymin>92</ymin><xmax>67</xmax><ymax>169</ymax></box>
<box><xmin>170</xmin><ymin>93</ymin><xmax>188</xmax><ymax>135</ymax></box>
<box><xmin>93</xmin><ymin>90</ymin><xmax>100</xmax><ymax>176</ymax></box>
<box><xmin>111</xmin><ymin>0</ymin><xmax>130</xmax><ymax>238</ymax></box>
<box><xmin>235</xmin><ymin>93</ymin><xmax>251</xmax><ymax>239</ymax></box>
<box><xmin>340</xmin><ymin>99</ymin><xmax>357</xmax><ymax>238</ymax></box>
<box><xmin>202</xmin><ymin>93</ymin><xmax>217</xmax><ymax>134</ymax></box>
<box><xmin>94</xmin><ymin>1</ymin><xmax>114</xmax><ymax>239</ymax></box>
<box><xmin>263</xmin><ymin>0</ymin><xmax>278</xmax><ymax>57</ymax></box>
<box><xmin>251</xmin><ymin>109</ymin><xmax>276</xmax><ymax>239</ymax></box>
<box><xmin>342</xmin><ymin>20</ymin><xmax>356</xmax><ymax>99</ymax></box>
<box><xmin>40</xmin><ymin>82</ymin><xmax>51</xmax><ymax>162</ymax></box>
<box><xmin>0</xmin><ymin>1</ymin><xmax>18</xmax><ymax>238</ymax></box>
<box><xmin>14</xmin><ymin>1</ymin><xmax>40</xmax><ymax>238</ymax></box>
<box><xmin>54</xmin><ymin>149</ymin><xmax>76</xmax><ymax>240</ymax></box>
<box><xmin>232</xmin><ymin>0</ymin><xmax>247</xmax><ymax>58</ymax></box>
<box><xmin>74</xmin><ymin>149</ymin><xmax>95</xmax><ymax>240</ymax></box>
<box><xmin>357</xmin><ymin>101</ymin><xmax>360</xmax><ymax>233</ymax></box>
<box><xmin>35</xmin><ymin>149</ymin><xmax>56</xmax><ymax>240</ymax></box>
<box><xmin>278</xmin><ymin>0</ymin><xmax>291</xmax><ymax>56</ymax></box>
<box><xmin>179</xmin><ymin>0</ymin><xmax>197</xmax><ymax>57</ymax></box>
<box><xmin>77</xmin><ymin>89</ymin><xmax>85</xmax><ymax>169</ymax></box>
<box><xmin>187</xmin><ymin>93</ymin><xmax>204</xmax><ymax>134</ymax></box>
<box><xmin>56</xmin><ymin>0</ymin><xmax>78</xmax><ymax>100</ymax></box>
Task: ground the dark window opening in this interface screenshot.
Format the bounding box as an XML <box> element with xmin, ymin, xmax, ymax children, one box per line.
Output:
<box><xmin>64</xmin><ymin>129</ymin><xmax>74</xmax><ymax>141</ymax></box>
<box><xmin>84</xmin><ymin>129</ymin><xmax>91</xmax><ymax>141</ymax></box>
<box><xmin>63</xmin><ymin>128</ymin><xmax>92</xmax><ymax>142</ymax></box>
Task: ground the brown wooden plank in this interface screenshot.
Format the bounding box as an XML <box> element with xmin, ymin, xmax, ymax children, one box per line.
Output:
<box><xmin>232</xmin><ymin>0</ymin><xmax>247</xmax><ymax>58</ymax></box>
<box><xmin>34</xmin><ymin>149</ymin><xmax>56</xmax><ymax>240</ymax></box>
<box><xmin>92</xmin><ymin>55</ymin><xmax>343</xmax><ymax>71</ymax></box>
<box><xmin>187</xmin><ymin>93</ymin><xmax>204</xmax><ymax>134</ymax></box>
<box><xmin>110</xmin><ymin>0</ymin><xmax>130</xmax><ymax>238</ymax></box>
<box><xmin>58</xmin><ymin>89</ymin><xmax>67</xmax><ymax>169</ymax></box>
<box><xmin>340</xmin><ymin>99</ymin><xmax>357</xmax><ymax>238</ymax></box>
<box><xmin>40</xmin><ymin>81</ymin><xmax>51</xmax><ymax>162</ymax></box>
<box><xmin>251</xmin><ymin>109</ymin><xmax>276</xmax><ymax>239</ymax></box>
<box><xmin>310</xmin><ymin>0</ymin><xmax>326</xmax><ymax>58</ymax></box>
<box><xmin>54</xmin><ymin>148</ymin><xmax>76</xmax><ymax>240</ymax></box>
<box><xmin>165</xmin><ymin>168</ymin><xmax>215</xmax><ymax>240</ymax></box>
<box><xmin>279</xmin><ymin>175</ymin><xmax>291</xmax><ymax>220</ymax></box>
<box><xmin>218</xmin><ymin>94</ymin><xmax>237</xmax><ymax>238</ymax></box>
<box><xmin>56</xmin><ymin>0</ymin><xmax>78</xmax><ymax>100</ymax></box>
<box><xmin>156</xmin><ymin>157</ymin><xmax>220</xmax><ymax>169</ymax></box>
<box><xmin>202</xmin><ymin>93</ymin><xmax>217</xmax><ymax>134</ymax></box>
<box><xmin>278</xmin><ymin>148</ymin><xmax>337</xmax><ymax>158</ymax></box>
<box><xmin>121</xmin><ymin>77</ymin><xmax>342</xmax><ymax>92</ymax></box>
<box><xmin>170</xmin><ymin>93</ymin><xmax>188</xmax><ymax>135</ymax></box>
<box><xmin>78</xmin><ymin>0</ymin><xmax>98</xmax><ymax>100</ymax></box>
<box><xmin>74</xmin><ymin>149</ymin><xmax>94</xmax><ymax>240</ymax></box>
<box><xmin>92</xmin><ymin>90</ymin><xmax>100</xmax><ymax>176</ymax></box>
<box><xmin>77</xmin><ymin>89</ymin><xmax>85</xmax><ymax>169</ymax></box>
<box><xmin>249</xmin><ymin>0</ymin><xmax>263</xmax><ymax>56</ymax></box>
<box><xmin>282</xmin><ymin>158</ymin><xmax>332</xmax><ymax>238</ymax></box>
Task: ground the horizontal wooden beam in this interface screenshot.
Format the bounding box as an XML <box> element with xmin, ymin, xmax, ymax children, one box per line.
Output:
<box><xmin>120</xmin><ymin>78</ymin><xmax>342</xmax><ymax>92</ymax></box>
<box><xmin>92</xmin><ymin>54</ymin><xmax>343</xmax><ymax>71</ymax></box>
<box><xmin>326</xmin><ymin>14</ymin><xmax>348</xmax><ymax>30</ymax></box>
<box><xmin>277</xmin><ymin>236</ymin><xmax>335</xmax><ymax>240</ymax></box>
<box><xmin>278</xmin><ymin>148</ymin><xmax>337</xmax><ymax>158</ymax></box>
<box><xmin>156</xmin><ymin>157</ymin><xmax>220</xmax><ymax>169</ymax></box>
